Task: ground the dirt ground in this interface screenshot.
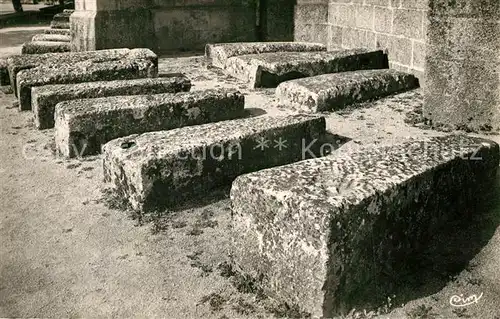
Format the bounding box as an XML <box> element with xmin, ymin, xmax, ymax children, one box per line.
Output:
<box><xmin>1</xmin><ymin>26</ymin><xmax>500</xmax><ymax>319</ymax></box>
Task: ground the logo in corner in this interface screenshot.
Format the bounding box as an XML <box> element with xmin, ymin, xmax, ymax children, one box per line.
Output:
<box><xmin>449</xmin><ymin>292</ymin><xmax>483</xmax><ymax>307</ymax></box>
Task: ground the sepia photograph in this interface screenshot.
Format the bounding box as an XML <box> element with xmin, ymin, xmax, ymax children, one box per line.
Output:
<box><xmin>1</xmin><ymin>0</ymin><xmax>499</xmax><ymax>318</ymax></box>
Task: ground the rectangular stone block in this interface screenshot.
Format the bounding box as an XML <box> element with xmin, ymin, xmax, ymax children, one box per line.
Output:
<box><xmin>32</xmin><ymin>76</ymin><xmax>191</xmax><ymax>130</ymax></box>
<box><xmin>205</xmin><ymin>42</ymin><xmax>326</xmax><ymax>69</ymax></box>
<box><xmin>50</xmin><ymin>20</ymin><xmax>70</xmax><ymax>29</ymax></box>
<box><xmin>231</xmin><ymin>135</ymin><xmax>499</xmax><ymax>317</ymax></box>
<box><xmin>53</xmin><ymin>12</ymin><xmax>72</xmax><ymax>23</ymax></box>
<box><xmin>225</xmin><ymin>49</ymin><xmax>388</xmax><ymax>88</ymax></box>
<box><xmin>0</xmin><ymin>58</ymin><xmax>8</xmax><ymax>86</ymax></box>
<box><xmin>21</xmin><ymin>41</ymin><xmax>71</xmax><ymax>55</ymax></box>
<box><xmin>276</xmin><ymin>69</ymin><xmax>419</xmax><ymax>112</ymax></box>
<box><xmin>373</xmin><ymin>6</ymin><xmax>393</xmax><ymax>33</ymax></box>
<box><xmin>43</xmin><ymin>29</ymin><xmax>71</xmax><ymax>36</ymax></box>
<box><xmin>7</xmin><ymin>48</ymin><xmax>157</xmax><ymax>96</ymax></box>
<box><xmin>293</xmin><ymin>23</ymin><xmax>329</xmax><ymax>45</ymax></box>
<box><xmin>55</xmin><ymin>89</ymin><xmax>246</xmax><ymax>158</ymax></box>
<box><xmin>102</xmin><ymin>114</ymin><xmax>326</xmax><ymax>212</ymax></box>
<box><xmin>17</xmin><ymin>57</ymin><xmax>157</xmax><ymax>111</ymax></box>
<box><xmin>393</xmin><ymin>9</ymin><xmax>425</xmax><ymax>40</ymax></box>
<box><xmin>32</xmin><ymin>34</ymin><xmax>71</xmax><ymax>42</ymax></box>
<box><xmin>295</xmin><ymin>3</ymin><xmax>329</xmax><ymax>25</ymax></box>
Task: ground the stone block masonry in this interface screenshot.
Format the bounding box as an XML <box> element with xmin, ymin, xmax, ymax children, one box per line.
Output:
<box><xmin>55</xmin><ymin>89</ymin><xmax>245</xmax><ymax>158</ymax></box>
<box><xmin>17</xmin><ymin>57</ymin><xmax>157</xmax><ymax>111</ymax></box>
<box><xmin>102</xmin><ymin>114</ymin><xmax>326</xmax><ymax>212</ymax></box>
<box><xmin>21</xmin><ymin>41</ymin><xmax>71</xmax><ymax>55</ymax></box>
<box><xmin>423</xmin><ymin>0</ymin><xmax>500</xmax><ymax>131</ymax></box>
<box><xmin>32</xmin><ymin>76</ymin><xmax>191</xmax><ymax>130</ymax></box>
<box><xmin>205</xmin><ymin>42</ymin><xmax>326</xmax><ymax>69</ymax></box>
<box><xmin>276</xmin><ymin>69</ymin><xmax>419</xmax><ymax>113</ymax></box>
<box><xmin>7</xmin><ymin>48</ymin><xmax>157</xmax><ymax>97</ymax></box>
<box><xmin>231</xmin><ymin>135</ymin><xmax>499</xmax><ymax>317</ymax></box>
<box><xmin>225</xmin><ymin>49</ymin><xmax>388</xmax><ymax>88</ymax></box>
<box><xmin>296</xmin><ymin>0</ymin><xmax>429</xmax><ymax>84</ymax></box>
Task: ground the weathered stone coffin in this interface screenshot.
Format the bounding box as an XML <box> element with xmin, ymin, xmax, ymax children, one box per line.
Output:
<box><xmin>231</xmin><ymin>135</ymin><xmax>499</xmax><ymax>317</ymax></box>
<box><xmin>276</xmin><ymin>69</ymin><xmax>420</xmax><ymax>112</ymax></box>
<box><xmin>7</xmin><ymin>48</ymin><xmax>157</xmax><ymax>95</ymax></box>
<box><xmin>32</xmin><ymin>76</ymin><xmax>191</xmax><ymax>130</ymax></box>
<box><xmin>52</xmin><ymin>12</ymin><xmax>72</xmax><ymax>23</ymax></box>
<box><xmin>21</xmin><ymin>41</ymin><xmax>71</xmax><ymax>55</ymax></box>
<box><xmin>225</xmin><ymin>49</ymin><xmax>388</xmax><ymax>88</ymax></box>
<box><xmin>32</xmin><ymin>34</ymin><xmax>71</xmax><ymax>42</ymax></box>
<box><xmin>17</xmin><ymin>58</ymin><xmax>157</xmax><ymax>111</ymax></box>
<box><xmin>0</xmin><ymin>58</ymin><xmax>8</xmax><ymax>86</ymax></box>
<box><xmin>205</xmin><ymin>42</ymin><xmax>327</xmax><ymax>69</ymax></box>
<box><xmin>43</xmin><ymin>29</ymin><xmax>71</xmax><ymax>36</ymax></box>
<box><xmin>55</xmin><ymin>89</ymin><xmax>245</xmax><ymax>158</ymax></box>
<box><xmin>102</xmin><ymin>114</ymin><xmax>326</xmax><ymax>212</ymax></box>
<box><xmin>50</xmin><ymin>20</ymin><xmax>70</xmax><ymax>29</ymax></box>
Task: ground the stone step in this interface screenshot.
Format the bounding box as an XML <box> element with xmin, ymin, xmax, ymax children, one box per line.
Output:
<box><xmin>7</xmin><ymin>48</ymin><xmax>157</xmax><ymax>97</ymax></box>
<box><xmin>55</xmin><ymin>89</ymin><xmax>245</xmax><ymax>158</ymax></box>
<box><xmin>32</xmin><ymin>34</ymin><xmax>71</xmax><ymax>43</ymax></box>
<box><xmin>50</xmin><ymin>20</ymin><xmax>70</xmax><ymax>29</ymax></box>
<box><xmin>276</xmin><ymin>69</ymin><xmax>420</xmax><ymax>113</ymax></box>
<box><xmin>102</xmin><ymin>114</ymin><xmax>326</xmax><ymax>212</ymax></box>
<box><xmin>21</xmin><ymin>41</ymin><xmax>71</xmax><ymax>55</ymax></box>
<box><xmin>225</xmin><ymin>49</ymin><xmax>388</xmax><ymax>88</ymax></box>
<box><xmin>205</xmin><ymin>42</ymin><xmax>326</xmax><ymax>69</ymax></box>
<box><xmin>230</xmin><ymin>135</ymin><xmax>499</xmax><ymax>318</ymax></box>
<box><xmin>52</xmin><ymin>12</ymin><xmax>72</xmax><ymax>23</ymax></box>
<box><xmin>32</xmin><ymin>76</ymin><xmax>191</xmax><ymax>130</ymax></box>
<box><xmin>43</xmin><ymin>29</ymin><xmax>71</xmax><ymax>36</ymax></box>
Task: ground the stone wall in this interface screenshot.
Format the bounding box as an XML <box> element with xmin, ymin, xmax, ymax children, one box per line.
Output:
<box><xmin>295</xmin><ymin>0</ymin><xmax>428</xmax><ymax>82</ymax></box>
<box><xmin>151</xmin><ymin>0</ymin><xmax>257</xmax><ymax>52</ymax></box>
<box><xmin>72</xmin><ymin>0</ymin><xmax>296</xmax><ymax>53</ymax></box>
<box><xmin>423</xmin><ymin>0</ymin><xmax>500</xmax><ymax>131</ymax></box>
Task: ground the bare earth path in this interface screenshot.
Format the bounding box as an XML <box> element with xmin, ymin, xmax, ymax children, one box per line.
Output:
<box><xmin>1</xmin><ymin>26</ymin><xmax>500</xmax><ymax>318</ymax></box>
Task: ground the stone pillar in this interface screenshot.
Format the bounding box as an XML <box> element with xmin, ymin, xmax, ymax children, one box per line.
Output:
<box><xmin>423</xmin><ymin>0</ymin><xmax>500</xmax><ymax>131</ymax></box>
<box><xmin>294</xmin><ymin>0</ymin><xmax>328</xmax><ymax>45</ymax></box>
<box><xmin>71</xmin><ymin>0</ymin><xmax>156</xmax><ymax>52</ymax></box>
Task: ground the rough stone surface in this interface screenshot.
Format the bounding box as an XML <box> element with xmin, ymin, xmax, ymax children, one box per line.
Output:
<box><xmin>21</xmin><ymin>41</ymin><xmax>71</xmax><ymax>55</ymax></box>
<box><xmin>205</xmin><ymin>42</ymin><xmax>327</xmax><ymax>69</ymax></box>
<box><xmin>276</xmin><ymin>69</ymin><xmax>420</xmax><ymax>113</ymax></box>
<box><xmin>17</xmin><ymin>57</ymin><xmax>157</xmax><ymax>111</ymax></box>
<box><xmin>50</xmin><ymin>20</ymin><xmax>70</xmax><ymax>29</ymax></box>
<box><xmin>53</xmin><ymin>12</ymin><xmax>72</xmax><ymax>23</ymax></box>
<box><xmin>225</xmin><ymin>49</ymin><xmax>388</xmax><ymax>88</ymax></box>
<box><xmin>43</xmin><ymin>29</ymin><xmax>71</xmax><ymax>36</ymax></box>
<box><xmin>70</xmin><ymin>9</ymin><xmax>156</xmax><ymax>52</ymax></box>
<box><xmin>7</xmin><ymin>48</ymin><xmax>157</xmax><ymax>96</ymax></box>
<box><xmin>55</xmin><ymin>89</ymin><xmax>246</xmax><ymax>158</ymax></box>
<box><xmin>0</xmin><ymin>58</ymin><xmax>8</xmax><ymax>86</ymax></box>
<box><xmin>32</xmin><ymin>76</ymin><xmax>191</xmax><ymax>130</ymax></box>
<box><xmin>102</xmin><ymin>114</ymin><xmax>326</xmax><ymax>212</ymax></box>
<box><xmin>231</xmin><ymin>135</ymin><xmax>499</xmax><ymax>317</ymax></box>
<box><xmin>423</xmin><ymin>4</ymin><xmax>500</xmax><ymax>131</ymax></box>
<box><xmin>32</xmin><ymin>34</ymin><xmax>71</xmax><ymax>43</ymax></box>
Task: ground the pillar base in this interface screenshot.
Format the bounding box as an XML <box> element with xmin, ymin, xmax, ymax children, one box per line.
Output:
<box><xmin>70</xmin><ymin>8</ymin><xmax>155</xmax><ymax>52</ymax></box>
